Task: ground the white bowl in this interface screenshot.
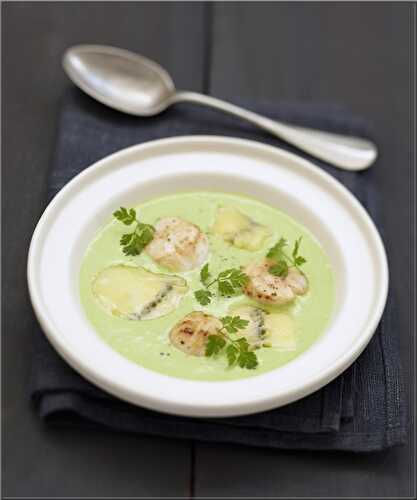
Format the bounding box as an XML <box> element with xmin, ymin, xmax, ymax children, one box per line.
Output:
<box><xmin>27</xmin><ymin>136</ymin><xmax>388</xmax><ymax>417</ymax></box>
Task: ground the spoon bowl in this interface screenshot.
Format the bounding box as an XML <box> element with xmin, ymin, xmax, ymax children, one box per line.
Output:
<box><xmin>63</xmin><ymin>45</ymin><xmax>175</xmax><ymax>115</ymax></box>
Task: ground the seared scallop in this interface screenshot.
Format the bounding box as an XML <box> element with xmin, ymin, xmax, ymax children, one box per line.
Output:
<box><xmin>231</xmin><ymin>305</ymin><xmax>297</xmax><ymax>351</ymax></box>
<box><xmin>169</xmin><ymin>312</ymin><xmax>222</xmax><ymax>356</ymax></box>
<box><xmin>211</xmin><ymin>206</ymin><xmax>271</xmax><ymax>251</ymax></box>
<box><xmin>146</xmin><ymin>217</ymin><xmax>209</xmax><ymax>272</ymax></box>
<box><xmin>92</xmin><ymin>265</ymin><xmax>188</xmax><ymax>320</ymax></box>
<box><xmin>243</xmin><ymin>259</ymin><xmax>308</xmax><ymax>305</ymax></box>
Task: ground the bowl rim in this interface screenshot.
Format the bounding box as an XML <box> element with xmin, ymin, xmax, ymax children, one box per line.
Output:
<box><xmin>27</xmin><ymin>135</ymin><xmax>389</xmax><ymax>417</ymax></box>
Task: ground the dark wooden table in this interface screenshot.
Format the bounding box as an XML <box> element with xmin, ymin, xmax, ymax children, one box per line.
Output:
<box><xmin>3</xmin><ymin>2</ymin><xmax>415</xmax><ymax>497</ymax></box>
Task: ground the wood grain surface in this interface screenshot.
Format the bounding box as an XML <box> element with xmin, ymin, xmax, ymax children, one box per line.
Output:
<box><xmin>2</xmin><ymin>2</ymin><xmax>414</xmax><ymax>497</ymax></box>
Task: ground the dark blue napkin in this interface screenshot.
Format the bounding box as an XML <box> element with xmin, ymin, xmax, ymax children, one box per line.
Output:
<box><xmin>30</xmin><ymin>88</ymin><xmax>407</xmax><ymax>451</ymax></box>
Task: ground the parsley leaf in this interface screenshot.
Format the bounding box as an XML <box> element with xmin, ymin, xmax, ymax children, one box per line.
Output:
<box><xmin>266</xmin><ymin>236</ymin><xmax>307</xmax><ymax>277</ymax></box>
<box><xmin>217</xmin><ymin>268</ymin><xmax>249</xmax><ymax>296</ymax></box>
<box><xmin>218</xmin><ymin>280</ymin><xmax>235</xmax><ymax>296</ymax></box>
<box><xmin>218</xmin><ymin>268</ymin><xmax>249</xmax><ymax>289</ymax></box>
<box><xmin>221</xmin><ymin>316</ymin><xmax>249</xmax><ymax>334</ymax></box>
<box><xmin>194</xmin><ymin>289</ymin><xmax>213</xmax><ymax>306</ymax></box>
<box><xmin>292</xmin><ymin>237</ymin><xmax>306</xmax><ymax>267</ymax></box>
<box><xmin>269</xmin><ymin>260</ymin><xmax>288</xmax><ymax>277</ymax></box>
<box><xmin>121</xmin><ymin>233</ymin><xmax>142</xmax><ymax>256</ymax></box>
<box><xmin>194</xmin><ymin>264</ymin><xmax>249</xmax><ymax>305</ymax></box>
<box><xmin>295</xmin><ymin>256</ymin><xmax>306</xmax><ymax>266</ymax></box>
<box><xmin>200</xmin><ymin>263</ymin><xmax>211</xmax><ymax>286</ymax></box>
<box><xmin>113</xmin><ymin>207</ymin><xmax>155</xmax><ymax>256</ymax></box>
<box><xmin>236</xmin><ymin>337</ymin><xmax>250</xmax><ymax>350</ymax></box>
<box><xmin>226</xmin><ymin>344</ymin><xmax>238</xmax><ymax>367</ymax></box>
<box><xmin>204</xmin><ymin>315</ymin><xmax>258</xmax><ymax>370</ymax></box>
<box><xmin>267</xmin><ymin>237</ymin><xmax>288</xmax><ymax>261</ymax></box>
<box><xmin>120</xmin><ymin>233</ymin><xmax>133</xmax><ymax>246</ymax></box>
<box><xmin>113</xmin><ymin>207</ymin><xmax>137</xmax><ymax>225</ymax></box>
<box><xmin>238</xmin><ymin>349</ymin><xmax>258</xmax><ymax>369</ymax></box>
<box><xmin>205</xmin><ymin>335</ymin><xmax>226</xmax><ymax>356</ymax></box>
<box><xmin>292</xmin><ymin>237</ymin><xmax>301</xmax><ymax>260</ymax></box>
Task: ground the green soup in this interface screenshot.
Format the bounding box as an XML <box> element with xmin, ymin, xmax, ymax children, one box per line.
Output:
<box><xmin>79</xmin><ymin>192</ymin><xmax>334</xmax><ymax>381</ymax></box>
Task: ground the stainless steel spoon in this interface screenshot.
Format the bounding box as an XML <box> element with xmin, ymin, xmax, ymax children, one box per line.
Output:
<box><xmin>63</xmin><ymin>44</ymin><xmax>377</xmax><ymax>171</ymax></box>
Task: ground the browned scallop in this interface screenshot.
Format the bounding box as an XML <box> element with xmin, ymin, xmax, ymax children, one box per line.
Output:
<box><xmin>243</xmin><ymin>259</ymin><xmax>308</xmax><ymax>305</ymax></box>
<box><xmin>169</xmin><ymin>312</ymin><xmax>222</xmax><ymax>356</ymax></box>
<box><xmin>146</xmin><ymin>217</ymin><xmax>209</xmax><ymax>272</ymax></box>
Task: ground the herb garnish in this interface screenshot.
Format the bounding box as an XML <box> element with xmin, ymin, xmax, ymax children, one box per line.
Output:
<box><xmin>267</xmin><ymin>237</ymin><xmax>307</xmax><ymax>277</ymax></box>
<box><xmin>205</xmin><ymin>316</ymin><xmax>258</xmax><ymax>369</ymax></box>
<box><xmin>113</xmin><ymin>207</ymin><xmax>155</xmax><ymax>256</ymax></box>
<box><xmin>194</xmin><ymin>263</ymin><xmax>249</xmax><ymax>306</ymax></box>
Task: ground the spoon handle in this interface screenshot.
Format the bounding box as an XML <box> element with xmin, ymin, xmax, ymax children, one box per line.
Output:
<box><xmin>174</xmin><ymin>91</ymin><xmax>377</xmax><ymax>171</ymax></box>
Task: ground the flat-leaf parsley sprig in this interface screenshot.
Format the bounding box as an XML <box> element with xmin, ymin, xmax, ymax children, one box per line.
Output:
<box><xmin>194</xmin><ymin>263</ymin><xmax>249</xmax><ymax>306</ymax></box>
<box><xmin>113</xmin><ymin>207</ymin><xmax>155</xmax><ymax>256</ymax></box>
<box><xmin>267</xmin><ymin>237</ymin><xmax>307</xmax><ymax>277</ymax></box>
<box><xmin>205</xmin><ymin>316</ymin><xmax>258</xmax><ymax>369</ymax></box>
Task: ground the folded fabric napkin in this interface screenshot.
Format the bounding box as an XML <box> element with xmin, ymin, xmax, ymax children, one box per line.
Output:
<box><xmin>30</xmin><ymin>88</ymin><xmax>407</xmax><ymax>451</ymax></box>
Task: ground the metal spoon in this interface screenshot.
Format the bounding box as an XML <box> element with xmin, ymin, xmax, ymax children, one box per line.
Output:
<box><xmin>63</xmin><ymin>44</ymin><xmax>377</xmax><ymax>171</ymax></box>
